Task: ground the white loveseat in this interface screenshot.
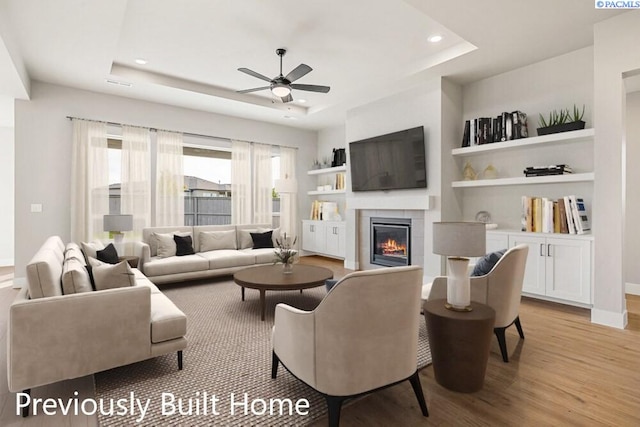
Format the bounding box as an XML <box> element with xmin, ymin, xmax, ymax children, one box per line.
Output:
<box><xmin>137</xmin><ymin>224</ymin><xmax>280</xmax><ymax>284</ymax></box>
<box><xmin>7</xmin><ymin>236</ymin><xmax>187</xmax><ymax>416</ymax></box>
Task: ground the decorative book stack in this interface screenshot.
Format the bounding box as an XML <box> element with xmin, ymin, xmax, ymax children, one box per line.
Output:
<box><xmin>521</xmin><ymin>195</ymin><xmax>590</xmax><ymax>234</ymax></box>
<box><xmin>462</xmin><ymin>110</ymin><xmax>528</xmax><ymax>147</ymax></box>
<box><xmin>523</xmin><ymin>164</ymin><xmax>573</xmax><ymax>177</ymax></box>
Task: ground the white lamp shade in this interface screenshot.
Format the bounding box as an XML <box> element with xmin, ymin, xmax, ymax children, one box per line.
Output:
<box><xmin>275</xmin><ymin>178</ymin><xmax>298</xmax><ymax>194</ymax></box>
<box><xmin>433</xmin><ymin>222</ymin><xmax>486</xmax><ymax>257</ymax></box>
<box><xmin>271</xmin><ymin>84</ymin><xmax>291</xmax><ymax>97</ymax></box>
<box><xmin>103</xmin><ymin>214</ymin><xmax>133</xmax><ymax>232</ymax></box>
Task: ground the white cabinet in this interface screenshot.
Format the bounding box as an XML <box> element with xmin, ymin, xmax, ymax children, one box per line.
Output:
<box><xmin>302</xmin><ymin>220</ymin><xmax>345</xmax><ymax>259</ymax></box>
<box><xmin>325</xmin><ymin>223</ymin><xmax>346</xmax><ymax>258</ymax></box>
<box><xmin>504</xmin><ymin>231</ymin><xmax>592</xmax><ymax>306</ymax></box>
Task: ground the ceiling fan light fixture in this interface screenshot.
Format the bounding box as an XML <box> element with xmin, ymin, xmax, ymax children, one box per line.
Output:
<box><xmin>271</xmin><ymin>84</ymin><xmax>291</xmax><ymax>97</ymax></box>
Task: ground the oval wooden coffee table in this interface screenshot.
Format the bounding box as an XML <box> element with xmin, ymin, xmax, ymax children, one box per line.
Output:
<box><xmin>233</xmin><ymin>264</ymin><xmax>333</xmax><ymax>321</ymax></box>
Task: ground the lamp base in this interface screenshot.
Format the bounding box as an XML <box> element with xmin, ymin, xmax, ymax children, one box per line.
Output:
<box><xmin>444</xmin><ymin>302</ymin><xmax>473</xmax><ymax>312</ymax></box>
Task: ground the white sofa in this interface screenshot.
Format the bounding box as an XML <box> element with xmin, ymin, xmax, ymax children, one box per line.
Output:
<box><xmin>7</xmin><ymin>236</ymin><xmax>187</xmax><ymax>416</ymax></box>
<box><xmin>137</xmin><ymin>224</ymin><xmax>280</xmax><ymax>284</ymax></box>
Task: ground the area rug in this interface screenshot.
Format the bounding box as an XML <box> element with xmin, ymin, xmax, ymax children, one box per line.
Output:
<box><xmin>95</xmin><ymin>278</ymin><xmax>431</xmax><ymax>426</ymax></box>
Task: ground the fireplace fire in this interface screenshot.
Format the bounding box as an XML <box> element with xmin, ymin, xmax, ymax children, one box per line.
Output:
<box><xmin>370</xmin><ymin>217</ymin><xmax>411</xmax><ymax>267</ymax></box>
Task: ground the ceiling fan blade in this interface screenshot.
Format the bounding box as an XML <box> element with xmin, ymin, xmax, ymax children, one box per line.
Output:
<box><xmin>291</xmin><ymin>84</ymin><xmax>331</xmax><ymax>93</ymax></box>
<box><xmin>237</xmin><ymin>86</ymin><xmax>270</xmax><ymax>94</ymax></box>
<box><xmin>284</xmin><ymin>64</ymin><xmax>312</xmax><ymax>83</ymax></box>
<box><xmin>238</xmin><ymin>68</ymin><xmax>273</xmax><ymax>83</ymax></box>
<box><xmin>281</xmin><ymin>93</ymin><xmax>293</xmax><ymax>103</ymax></box>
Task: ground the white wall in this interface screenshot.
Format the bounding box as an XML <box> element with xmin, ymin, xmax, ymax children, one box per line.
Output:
<box><xmin>0</xmin><ymin>126</ymin><xmax>14</xmax><ymax>266</ymax></box>
<box><xmin>625</xmin><ymin>91</ymin><xmax>640</xmax><ymax>291</ymax></box>
<box><xmin>317</xmin><ymin>125</ymin><xmax>345</xmax><ymax>166</ymax></box>
<box><xmin>460</xmin><ymin>47</ymin><xmax>595</xmax><ymax>230</ymax></box>
<box><xmin>14</xmin><ymin>81</ymin><xmax>317</xmax><ymax>281</ymax></box>
<box><xmin>592</xmin><ymin>11</ymin><xmax>640</xmax><ymax>328</ymax></box>
<box><xmin>344</xmin><ymin>77</ymin><xmax>444</xmax><ymax>279</ymax></box>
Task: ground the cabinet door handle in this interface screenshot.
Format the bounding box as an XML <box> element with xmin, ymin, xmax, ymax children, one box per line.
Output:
<box><xmin>547</xmin><ymin>244</ymin><xmax>552</xmax><ymax>257</ymax></box>
<box><xmin>540</xmin><ymin>243</ymin><xmax>544</xmax><ymax>257</ymax></box>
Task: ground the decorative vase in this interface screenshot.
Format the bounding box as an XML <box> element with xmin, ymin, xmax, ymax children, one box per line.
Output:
<box><xmin>282</xmin><ymin>262</ymin><xmax>294</xmax><ymax>274</ymax></box>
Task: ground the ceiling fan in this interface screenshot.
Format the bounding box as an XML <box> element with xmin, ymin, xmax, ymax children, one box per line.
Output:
<box><xmin>237</xmin><ymin>48</ymin><xmax>330</xmax><ymax>103</ymax></box>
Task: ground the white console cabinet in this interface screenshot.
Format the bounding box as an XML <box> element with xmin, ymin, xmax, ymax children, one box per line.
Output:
<box><xmin>302</xmin><ymin>220</ymin><xmax>345</xmax><ymax>259</ymax></box>
<box><xmin>488</xmin><ymin>230</ymin><xmax>592</xmax><ymax>306</ymax></box>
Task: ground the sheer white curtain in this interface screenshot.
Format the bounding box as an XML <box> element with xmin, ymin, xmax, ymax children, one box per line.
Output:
<box><xmin>70</xmin><ymin>119</ymin><xmax>109</xmax><ymax>242</ymax></box>
<box><xmin>279</xmin><ymin>146</ymin><xmax>297</xmax><ymax>237</ymax></box>
<box><xmin>121</xmin><ymin>126</ymin><xmax>151</xmax><ymax>243</ymax></box>
<box><xmin>156</xmin><ymin>130</ymin><xmax>184</xmax><ymax>226</ymax></box>
<box><xmin>253</xmin><ymin>143</ymin><xmax>273</xmax><ymax>225</ymax></box>
<box><xmin>231</xmin><ymin>140</ymin><xmax>252</xmax><ymax>224</ymax></box>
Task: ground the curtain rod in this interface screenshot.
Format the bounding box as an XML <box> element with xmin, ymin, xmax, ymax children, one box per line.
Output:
<box><xmin>65</xmin><ymin>116</ymin><xmax>299</xmax><ymax>149</ymax></box>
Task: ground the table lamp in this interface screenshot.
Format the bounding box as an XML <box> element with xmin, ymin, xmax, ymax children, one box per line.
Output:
<box><xmin>103</xmin><ymin>214</ymin><xmax>133</xmax><ymax>243</ymax></box>
<box><xmin>433</xmin><ymin>222</ymin><xmax>486</xmax><ymax>311</ymax></box>
<box><xmin>274</xmin><ymin>174</ymin><xmax>298</xmax><ymax>194</ymax></box>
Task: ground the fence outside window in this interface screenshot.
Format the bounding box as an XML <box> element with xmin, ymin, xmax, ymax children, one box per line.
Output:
<box><xmin>109</xmin><ymin>195</ymin><xmax>280</xmax><ymax>227</ymax></box>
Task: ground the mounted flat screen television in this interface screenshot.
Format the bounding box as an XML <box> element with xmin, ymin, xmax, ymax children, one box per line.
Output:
<box><xmin>349</xmin><ymin>126</ymin><xmax>427</xmax><ymax>192</ymax></box>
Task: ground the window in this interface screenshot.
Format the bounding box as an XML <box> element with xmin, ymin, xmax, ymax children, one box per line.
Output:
<box><xmin>183</xmin><ymin>146</ymin><xmax>281</xmax><ymax>226</ymax></box>
<box><xmin>183</xmin><ymin>146</ymin><xmax>232</xmax><ymax>225</ymax></box>
<box><xmin>108</xmin><ymin>139</ymin><xmax>122</xmax><ymax>215</ymax></box>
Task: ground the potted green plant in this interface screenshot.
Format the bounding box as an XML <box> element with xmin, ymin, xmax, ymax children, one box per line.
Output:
<box><xmin>537</xmin><ymin>104</ymin><xmax>585</xmax><ymax>136</ymax></box>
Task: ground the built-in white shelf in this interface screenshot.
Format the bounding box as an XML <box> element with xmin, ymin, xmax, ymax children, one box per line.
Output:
<box><xmin>451</xmin><ymin>172</ymin><xmax>594</xmax><ymax>188</ymax></box>
<box><xmin>451</xmin><ymin>128</ymin><xmax>594</xmax><ymax>157</ymax></box>
<box><xmin>307</xmin><ymin>165</ymin><xmax>347</xmax><ymax>176</ymax></box>
<box><xmin>307</xmin><ymin>189</ymin><xmax>346</xmax><ymax>195</ymax></box>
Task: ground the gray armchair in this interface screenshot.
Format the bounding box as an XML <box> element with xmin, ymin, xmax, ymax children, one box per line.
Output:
<box><xmin>271</xmin><ymin>265</ymin><xmax>428</xmax><ymax>426</ymax></box>
<box><xmin>428</xmin><ymin>244</ymin><xmax>529</xmax><ymax>362</ymax></box>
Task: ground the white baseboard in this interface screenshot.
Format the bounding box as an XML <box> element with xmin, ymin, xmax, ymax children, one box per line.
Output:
<box><xmin>625</xmin><ymin>282</ymin><xmax>640</xmax><ymax>296</ymax></box>
<box><xmin>591</xmin><ymin>308</ymin><xmax>628</xmax><ymax>329</ymax></box>
<box><xmin>12</xmin><ymin>276</ymin><xmax>25</xmax><ymax>289</ymax></box>
<box><xmin>0</xmin><ymin>258</ymin><xmax>13</xmax><ymax>267</ymax></box>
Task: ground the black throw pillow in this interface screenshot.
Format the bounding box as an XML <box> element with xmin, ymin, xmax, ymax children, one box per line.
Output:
<box><xmin>471</xmin><ymin>249</ymin><xmax>507</xmax><ymax>277</ymax></box>
<box><xmin>250</xmin><ymin>230</ymin><xmax>274</xmax><ymax>249</ymax></box>
<box><xmin>174</xmin><ymin>234</ymin><xmax>195</xmax><ymax>256</ymax></box>
<box><xmin>96</xmin><ymin>243</ymin><xmax>119</xmax><ymax>264</ymax></box>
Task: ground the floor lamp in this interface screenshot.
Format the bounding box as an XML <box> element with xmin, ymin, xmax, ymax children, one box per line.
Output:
<box><xmin>433</xmin><ymin>222</ymin><xmax>486</xmax><ymax>311</ymax></box>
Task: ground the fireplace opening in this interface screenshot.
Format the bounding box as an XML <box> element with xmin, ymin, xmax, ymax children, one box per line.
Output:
<box><xmin>370</xmin><ymin>217</ymin><xmax>411</xmax><ymax>267</ymax></box>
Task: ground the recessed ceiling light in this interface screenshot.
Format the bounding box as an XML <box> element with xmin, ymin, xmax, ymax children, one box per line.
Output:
<box><xmin>135</xmin><ymin>58</ymin><xmax>148</xmax><ymax>65</ymax></box>
<box><xmin>283</xmin><ymin>115</ymin><xmax>298</xmax><ymax>120</ymax></box>
<box><xmin>428</xmin><ymin>35</ymin><xmax>443</xmax><ymax>43</ymax></box>
<box><xmin>297</xmin><ymin>99</ymin><xmax>307</xmax><ymax>104</ymax></box>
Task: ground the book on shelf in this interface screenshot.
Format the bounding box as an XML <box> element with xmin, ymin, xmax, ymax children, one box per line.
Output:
<box><xmin>569</xmin><ymin>195</ymin><xmax>591</xmax><ymax>234</ymax></box>
<box><xmin>521</xmin><ymin>195</ymin><xmax>589</xmax><ymax>234</ymax></box>
<box><xmin>524</xmin><ymin>164</ymin><xmax>573</xmax><ymax>177</ymax></box>
<box><xmin>557</xmin><ymin>198</ymin><xmax>569</xmax><ymax>234</ymax></box>
<box><xmin>462</xmin><ymin>120</ymin><xmax>470</xmax><ymax>147</ymax></box>
<box><xmin>461</xmin><ymin>110</ymin><xmax>529</xmax><ymax>147</ymax></box>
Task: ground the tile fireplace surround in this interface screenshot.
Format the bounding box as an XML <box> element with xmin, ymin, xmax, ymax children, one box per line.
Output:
<box><xmin>358</xmin><ymin>210</ymin><xmax>425</xmax><ymax>271</ymax></box>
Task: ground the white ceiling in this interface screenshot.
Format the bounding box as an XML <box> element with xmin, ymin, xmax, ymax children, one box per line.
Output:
<box><xmin>0</xmin><ymin>0</ymin><xmax>627</xmax><ymax>130</ymax></box>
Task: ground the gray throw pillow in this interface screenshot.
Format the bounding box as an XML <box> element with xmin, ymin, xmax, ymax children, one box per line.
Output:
<box><xmin>153</xmin><ymin>232</ymin><xmax>192</xmax><ymax>258</ymax></box>
<box><xmin>471</xmin><ymin>249</ymin><xmax>507</xmax><ymax>277</ymax></box>
<box><xmin>89</xmin><ymin>258</ymin><xmax>135</xmax><ymax>291</ymax></box>
<box><xmin>81</xmin><ymin>240</ymin><xmax>105</xmax><ymax>264</ymax></box>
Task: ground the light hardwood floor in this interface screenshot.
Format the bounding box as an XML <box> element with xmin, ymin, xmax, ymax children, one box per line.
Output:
<box><xmin>1</xmin><ymin>257</ymin><xmax>639</xmax><ymax>426</ymax></box>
